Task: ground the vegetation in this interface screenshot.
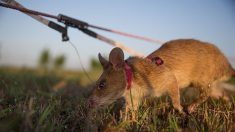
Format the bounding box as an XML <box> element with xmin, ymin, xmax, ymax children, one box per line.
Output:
<box><xmin>38</xmin><ymin>49</ymin><xmax>50</xmax><ymax>71</ymax></box>
<box><xmin>0</xmin><ymin>67</ymin><xmax>235</xmax><ymax>131</ymax></box>
<box><xmin>53</xmin><ymin>55</ymin><xmax>66</xmax><ymax>70</ymax></box>
<box><xmin>0</xmin><ymin>67</ymin><xmax>89</xmax><ymax>131</ymax></box>
<box><xmin>38</xmin><ymin>49</ymin><xmax>67</xmax><ymax>73</ymax></box>
<box><xmin>90</xmin><ymin>57</ymin><xmax>102</xmax><ymax>70</ymax></box>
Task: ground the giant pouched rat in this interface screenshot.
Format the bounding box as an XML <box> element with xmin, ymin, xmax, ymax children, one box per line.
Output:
<box><xmin>87</xmin><ymin>39</ymin><xmax>235</xmax><ymax>114</ymax></box>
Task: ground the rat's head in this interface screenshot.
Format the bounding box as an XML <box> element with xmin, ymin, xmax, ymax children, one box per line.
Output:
<box><xmin>88</xmin><ymin>47</ymin><xmax>127</xmax><ymax>108</ymax></box>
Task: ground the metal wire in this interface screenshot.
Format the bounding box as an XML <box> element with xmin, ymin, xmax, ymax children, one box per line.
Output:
<box><xmin>68</xmin><ymin>41</ymin><xmax>94</xmax><ymax>83</ymax></box>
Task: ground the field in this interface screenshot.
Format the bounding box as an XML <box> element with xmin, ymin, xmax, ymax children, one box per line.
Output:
<box><xmin>0</xmin><ymin>67</ymin><xmax>235</xmax><ymax>132</ymax></box>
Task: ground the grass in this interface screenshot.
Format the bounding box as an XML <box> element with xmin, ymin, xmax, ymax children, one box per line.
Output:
<box><xmin>0</xmin><ymin>67</ymin><xmax>235</xmax><ymax>131</ymax></box>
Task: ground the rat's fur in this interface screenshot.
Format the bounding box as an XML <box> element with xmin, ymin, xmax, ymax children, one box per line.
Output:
<box><xmin>88</xmin><ymin>39</ymin><xmax>235</xmax><ymax>113</ymax></box>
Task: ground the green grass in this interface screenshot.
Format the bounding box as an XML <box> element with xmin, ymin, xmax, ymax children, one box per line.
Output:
<box><xmin>0</xmin><ymin>68</ymin><xmax>235</xmax><ymax>131</ymax></box>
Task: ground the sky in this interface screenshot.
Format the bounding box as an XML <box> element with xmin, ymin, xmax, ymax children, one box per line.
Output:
<box><xmin>0</xmin><ymin>0</ymin><xmax>235</xmax><ymax>70</ymax></box>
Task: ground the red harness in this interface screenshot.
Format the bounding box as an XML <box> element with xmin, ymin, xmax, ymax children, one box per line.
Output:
<box><xmin>124</xmin><ymin>62</ymin><xmax>132</xmax><ymax>90</ymax></box>
<box><xmin>124</xmin><ymin>56</ymin><xmax>164</xmax><ymax>90</ymax></box>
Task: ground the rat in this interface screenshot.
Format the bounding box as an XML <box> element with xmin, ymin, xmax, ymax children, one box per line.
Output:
<box><xmin>87</xmin><ymin>39</ymin><xmax>235</xmax><ymax>114</ymax></box>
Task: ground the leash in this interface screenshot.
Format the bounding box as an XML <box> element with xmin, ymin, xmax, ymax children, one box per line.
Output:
<box><xmin>0</xmin><ymin>1</ymin><xmax>163</xmax><ymax>57</ymax></box>
<box><xmin>1</xmin><ymin>0</ymin><xmax>69</xmax><ymax>41</ymax></box>
<box><xmin>0</xmin><ymin>1</ymin><xmax>163</xmax><ymax>44</ymax></box>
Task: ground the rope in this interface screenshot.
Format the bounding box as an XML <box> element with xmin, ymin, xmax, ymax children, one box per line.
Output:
<box><xmin>90</xmin><ymin>30</ymin><xmax>145</xmax><ymax>57</ymax></box>
<box><xmin>89</xmin><ymin>25</ymin><xmax>164</xmax><ymax>44</ymax></box>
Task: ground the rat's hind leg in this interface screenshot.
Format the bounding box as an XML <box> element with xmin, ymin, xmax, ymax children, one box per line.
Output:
<box><xmin>187</xmin><ymin>84</ymin><xmax>212</xmax><ymax>113</ymax></box>
<box><xmin>210</xmin><ymin>82</ymin><xmax>227</xmax><ymax>101</ymax></box>
<box><xmin>210</xmin><ymin>82</ymin><xmax>235</xmax><ymax>101</ymax></box>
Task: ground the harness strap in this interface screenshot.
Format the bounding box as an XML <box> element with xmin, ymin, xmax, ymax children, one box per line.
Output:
<box><xmin>124</xmin><ymin>56</ymin><xmax>164</xmax><ymax>90</ymax></box>
<box><xmin>124</xmin><ymin>62</ymin><xmax>132</xmax><ymax>90</ymax></box>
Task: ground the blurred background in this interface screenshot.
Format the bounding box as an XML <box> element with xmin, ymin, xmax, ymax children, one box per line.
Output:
<box><xmin>0</xmin><ymin>0</ymin><xmax>235</xmax><ymax>71</ymax></box>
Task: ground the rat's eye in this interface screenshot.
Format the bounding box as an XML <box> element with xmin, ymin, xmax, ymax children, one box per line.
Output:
<box><xmin>98</xmin><ymin>80</ymin><xmax>106</xmax><ymax>90</ymax></box>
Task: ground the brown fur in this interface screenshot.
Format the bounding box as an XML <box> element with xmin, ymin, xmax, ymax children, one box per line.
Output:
<box><xmin>88</xmin><ymin>39</ymin><xmax>235</xmax><ymax>114</ymax></box>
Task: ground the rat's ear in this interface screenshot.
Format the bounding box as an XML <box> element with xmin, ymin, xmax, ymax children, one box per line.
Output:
<box><xmin>98</xmin><ymin>53</ymin><xmax>109</xmax><ymax>68</ymax></box>
<box><xmin>109</xmin><ymin>47</ymin><xmax>124</xmax><ymax>70</ymax></box>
